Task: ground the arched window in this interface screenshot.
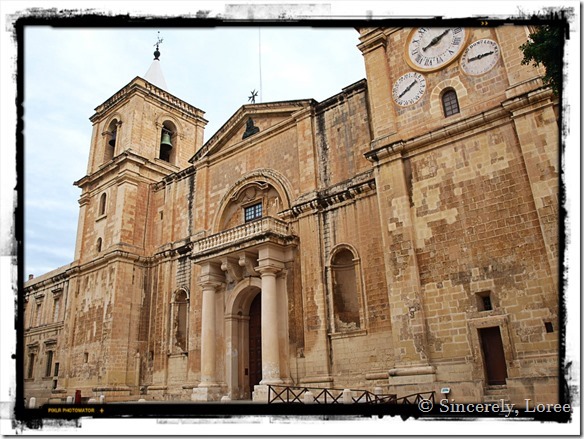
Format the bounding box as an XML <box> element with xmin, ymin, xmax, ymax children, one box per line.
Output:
<box><xmin>96</xmin><ymin>238</ymin><xmax>102</xmax><ymax>253</ymax></box>
<box><xmin>330</xmin><ymin>247</ymin><xmax>363</xmax><ymax>332</ymax></box>
<box><xmin>442</xmin><ymin>89</ymin><xmax>460</xmax><ymax>117</ymax></box>
<box><xmin>170</xmin><ymin>289</ymin><xmax>189</xmax><ymax>352</ymax></box>
<box><xmin>98</xmin><ymin>193</ymin><xmax>107</xmax><ymax>216</ymax></box>
<box><xmin>218</xmin><ymin>181</ymin><xmax>282</xmax><ymax>231</ymax></box>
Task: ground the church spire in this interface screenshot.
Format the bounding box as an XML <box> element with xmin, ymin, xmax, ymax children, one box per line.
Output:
<box><xmin>143</xmin><ymin>31</ymin><xmax>168</xmax><ymax>91</ymax></box>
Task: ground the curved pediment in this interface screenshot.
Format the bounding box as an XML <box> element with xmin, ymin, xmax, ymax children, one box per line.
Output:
<box><xmin>190</xmin><ymin>99</ymin><xmax>315</xmax><ymax>164</ymax></box>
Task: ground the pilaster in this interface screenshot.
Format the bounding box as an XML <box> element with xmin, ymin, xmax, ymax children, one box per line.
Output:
<box><xmin>368</xmin><ymin>150</ymin><xmax>432</xmax><ymax>374</ymax></box>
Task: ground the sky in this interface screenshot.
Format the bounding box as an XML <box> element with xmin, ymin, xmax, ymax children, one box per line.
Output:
<box><xmin>1</xmin><ymin>1</ymin><xmax>581</xmax><ymax>435</ymax></box>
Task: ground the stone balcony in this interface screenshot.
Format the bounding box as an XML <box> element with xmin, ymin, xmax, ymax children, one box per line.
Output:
<box><xmin>191</xmin><ymin>217</ymin><xmax>297</xmax><ymax>263</ymax></box>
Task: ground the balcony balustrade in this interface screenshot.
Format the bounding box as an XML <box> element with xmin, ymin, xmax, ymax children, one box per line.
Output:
<box><xmin>192</xmin><ymin>217</ymin><xmax>293</xmax><ymax>260</ymax></box>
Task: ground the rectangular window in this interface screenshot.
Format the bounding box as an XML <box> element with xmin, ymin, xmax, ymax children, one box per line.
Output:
<box><xmin>35</xmin><ymin>303</ymin><xmax>42</xmax><ymax>326</ymax></box>
<box><xmin>53</xmin><ymin>298</ymin><xmax>60</xmax><ymax>322</ymax></box>
<box><xmin>27</xmin><ymin>353</ymin><xmax>35</xmax><ymax>379</ymax></box>
<box><xmin>54</xmin><ymin>362</ymin><xmax>60</xmax><ymax>377</ymax></box>
<box><xmin>244</xmin><ymin>203</ymin><xmax>262</xmax><ymax>222</ymax></box>
<box><xmin>476</xmin><ymin>291</ymin><xmax>493</xmax><ymax>311</ymax></box>
<box><xmin>45</xmin><ymin>351</ymin><xmax>54</xmax><ymax>377</ymax></box>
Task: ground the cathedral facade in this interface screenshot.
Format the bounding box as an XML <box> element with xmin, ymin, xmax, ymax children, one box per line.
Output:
<box><xmin>23</xmin><ymin>25</ymin><xmax>560</xmax><ymax>406</ymax></box>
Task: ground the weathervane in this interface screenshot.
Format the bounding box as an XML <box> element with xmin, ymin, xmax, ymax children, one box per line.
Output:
<box><xmin>153</xmin><ymin>31</ymin><xmax>163</xmax><ymax>60</ymax></box>
<box><xmin>155</xmin><ymin>31</ymin><xmax>164</xmax><ymax>50</ymax></box>
<box><xmin>248</xmin><ymin>89</ymin><xmax>259</xmax><ymax>104</ymax></box>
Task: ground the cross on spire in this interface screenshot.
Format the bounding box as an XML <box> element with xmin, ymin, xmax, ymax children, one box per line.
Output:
<box><xmin>153</xmin><ymin>31</ymin><xmax>163</xmax><ymax>60</ymax></box>
<box><xmin>248</xmin><ymin>89</ymin><xmax>259</xmax><ymax>104</ymax></box>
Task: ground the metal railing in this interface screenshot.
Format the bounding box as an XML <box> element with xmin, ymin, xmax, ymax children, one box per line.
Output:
<box><xmin>267</xmin><ymin>385</ymin><xmax>418</xmax><ymax>404</ymax></box>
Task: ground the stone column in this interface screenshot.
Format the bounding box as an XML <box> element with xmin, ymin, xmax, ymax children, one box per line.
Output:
<box><xmin>252</xmin><ymin>243</ymin><xmax>293</xmax><ymax>401</ymax></box>
<box><xmin>192</xmin><ymin>262</ymin><xmax>224</xmax><ymax>401</ymax></box>
<box><xmin>256</xmin><ymin>266</ymin><xmax>283</xmax><ymax>385</ymax></box>
<box><xmin>199</xmin><ymin>282</ymin><xmax>220</xmax><ymax>386</ymax></box>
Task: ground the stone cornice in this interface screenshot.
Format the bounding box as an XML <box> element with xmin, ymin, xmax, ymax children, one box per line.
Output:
<box><xmin>153</xmin><ymin>239</ymin><xmax>194</xmax><ymax>261</ymax></box>
<box><xmin>25</xmin><ymin>238</ymin><xmax>202</xmax><ymax>294</ymax></box>
<box><xmin>74</xmin><ymin>149</ymin><xmax>178</xmax><ymax>189</ymax></box>
<box><xmin>153</xmin><ymin>165</ymin><xmax>197</xmax><ymax>191</ymax></box>
<box><xmin>365</xmin><ymin>86</ymin><xmax>554</xmax><ymax>165</ymax></box>
<box><xmin>281</xmin><ymin>171</ymin><xmax>376</xmax><ymax>220</ymax></box>
<box><xmin>68</xmin><ymin>250</ymin><xmax>149</xmax><ymax>281</ymax></box>
<box><xmin>357</xmin><ymin>28</ymin><xmax>400</xmax><ymax>55</ymax></box>
<box><xmin>357</xmin><ymin>28</ymin><xmax>387</xmax><ymax>54</ymax></box>
<box><xmin>314</xmin><ymin>79</ymin><xmax>367</xmax><ymax>113</ymax></box>
<box><xmin>24</xmin><ymin>322</ymin><xmax>64</xmax><ymax>337</ymax></box>
<box><xmin>24</xmin><ymin>267</ymin><xmax>71</xmax><ymax>294</ymax></box>
<box><xmin>90</xmin><ymin>77</ymin><xmax>206</xmax><ymax>126</ymax></box>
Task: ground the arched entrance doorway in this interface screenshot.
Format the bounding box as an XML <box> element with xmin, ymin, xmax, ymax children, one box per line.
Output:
<box><xmin>248</xmin><ymin>293</ymin><xmax>262</xmax><ymax>391</ymax></box>
<box><xmin>224</xmin><ymin>278</ymin><xmax>262</xmax><ymax>400</ymax></box>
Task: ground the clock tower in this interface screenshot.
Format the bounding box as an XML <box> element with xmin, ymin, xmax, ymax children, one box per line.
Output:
<box><xmin>358</xmin><ymin>25</ymin><xmax>558</xmax><ymax>401</ymax></box>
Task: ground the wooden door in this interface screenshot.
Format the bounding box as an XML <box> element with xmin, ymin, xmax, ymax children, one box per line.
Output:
<box><xmin>479</xmin><ymin>326</ymin><xmax>508</xmax><ymax>385</ymax></box>
<box><xmin>248</xmin><ymin>293</ymin><xmax>262</xmax><ymax>391</ymax></box>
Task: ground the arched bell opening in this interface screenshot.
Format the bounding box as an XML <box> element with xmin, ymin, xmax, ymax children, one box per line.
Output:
<box><xmin>159</xmin><ymin>120</ymin><xmax>177</xmax><ymax>164</ymax></box>
<box><xmin>104</xmin><ymin>118</ymin><xmax>120</xmax><ymax>162</ymax></box>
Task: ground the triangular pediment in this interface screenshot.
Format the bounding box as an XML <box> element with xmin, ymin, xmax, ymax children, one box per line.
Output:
<box><xmin>191</xmin><ymin>100</ymin><xmax>315</xmax><ymax>163</ymax></box>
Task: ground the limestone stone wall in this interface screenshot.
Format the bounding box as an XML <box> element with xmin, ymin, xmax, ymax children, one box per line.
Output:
<box><xmin>23</xmin><ymin>267</ymin><xmax>69</xmax><ymax>405</ymax></box>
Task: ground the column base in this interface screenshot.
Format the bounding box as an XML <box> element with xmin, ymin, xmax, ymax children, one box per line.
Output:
<box><xmin>191</xmin><ymin>386</ymin><xmax>223</xmax><ymax>402</ymax></box>
<box><xmin>260</xmin><ymin>378</ymin><xmax>283</xmax><ymax>386</ymax></box>
<box><xmin>252</xmin><ymin>384</ymin><xmax>269</xmax><ymax>403</ymax></box>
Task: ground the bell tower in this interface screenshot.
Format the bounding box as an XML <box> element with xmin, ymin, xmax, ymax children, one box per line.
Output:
<box><xmin>57</xmin><ymin>40</ymin><xmax>207</xmax><ymax>399</ymax></box>
<box><xmin>73</xmin><ymin>41</ymin><xmax>207</xmax><ymax>263</ymax></box>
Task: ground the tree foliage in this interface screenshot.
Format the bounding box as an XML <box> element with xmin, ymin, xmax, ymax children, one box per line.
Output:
<box><xmin>520</xmin><ymin>25</ymin><xmax>564</xmax><ymax>96</ymax></box>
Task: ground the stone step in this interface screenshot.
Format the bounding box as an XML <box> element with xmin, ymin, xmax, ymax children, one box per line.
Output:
<box><xmin>484</xmin><ymin>386</ymin><xmax>510</xmax><ymax>404</ymax></box>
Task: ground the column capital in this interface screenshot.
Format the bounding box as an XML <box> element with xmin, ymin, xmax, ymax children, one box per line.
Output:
<box><xmin>255</xmin><ymin>264</ymin><xmax>282</xmax><ymax>276</ymax></box>
<box><xmin>198</xmin><ymin>276</ymin><xmax>223</xmax><ymax>290</ymax></box>
<box><xmin>198</xmin><ymin>261</ymin><xmax>225</xmax><ymax>289</ymax></box>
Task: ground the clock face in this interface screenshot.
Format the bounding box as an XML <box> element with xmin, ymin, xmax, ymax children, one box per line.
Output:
<box><xmin>460</xmin><ymin>39</ymin><xmax>501</xmax><ymax>75</ymax></box>
<box><xmin>392</xmin><ymin>72</ymin><xmax>427</xmax><ymax>106</ymax></box>
<box><xmin>406</xmin><ymin>27</ymin><xmax>468</xmax><ymax>72</ymax></box>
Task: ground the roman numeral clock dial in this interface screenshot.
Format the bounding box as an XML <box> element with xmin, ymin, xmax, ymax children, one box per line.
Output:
<box><xmin>392</xmin><ymin>71</ymin><xmax>427</xmax><ymax>107</ymax></box>
<box><xmin>405</xmin><ymin>27</ymin><xmax>468</xmax><ymax>72</ymax></box>
<box><xmin>460</xmin><ymin>39</ymin><xmax>500</xmax><ymax>75</ymax></box>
